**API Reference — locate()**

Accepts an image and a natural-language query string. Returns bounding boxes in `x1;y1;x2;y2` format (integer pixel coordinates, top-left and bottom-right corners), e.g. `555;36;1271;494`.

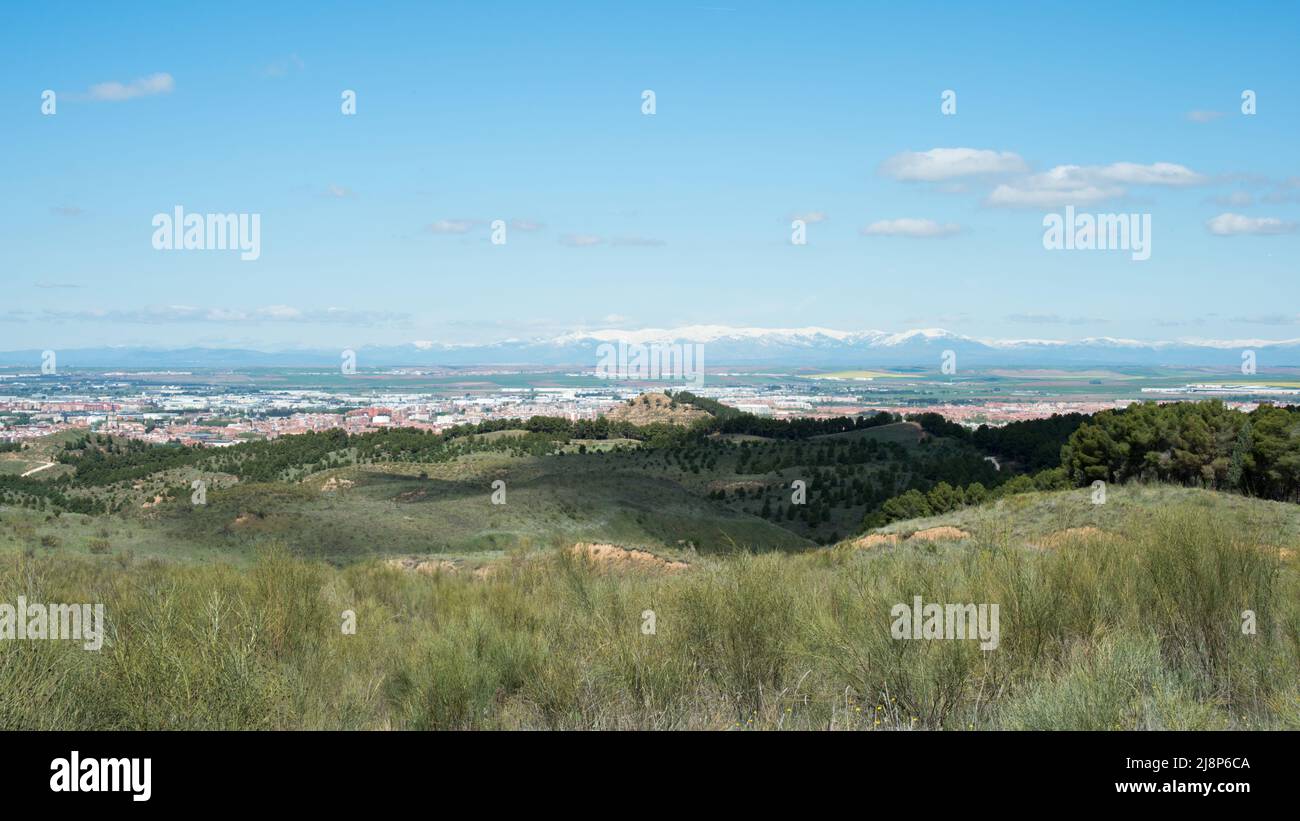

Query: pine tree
1226;421;1252;492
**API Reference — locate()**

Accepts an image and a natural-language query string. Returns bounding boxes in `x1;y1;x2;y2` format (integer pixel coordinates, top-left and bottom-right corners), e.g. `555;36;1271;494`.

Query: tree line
1062;401;1300;501
863;401;1300;530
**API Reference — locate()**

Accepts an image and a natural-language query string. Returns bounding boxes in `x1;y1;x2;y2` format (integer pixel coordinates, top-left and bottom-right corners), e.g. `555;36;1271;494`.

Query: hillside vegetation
3;398;1300;730
4;397;1300;562
0;398;1006;557
0;489;1295;730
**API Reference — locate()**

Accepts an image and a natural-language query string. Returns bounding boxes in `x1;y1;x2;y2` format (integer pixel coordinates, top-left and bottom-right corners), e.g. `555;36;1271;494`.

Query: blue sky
4;0;1299;350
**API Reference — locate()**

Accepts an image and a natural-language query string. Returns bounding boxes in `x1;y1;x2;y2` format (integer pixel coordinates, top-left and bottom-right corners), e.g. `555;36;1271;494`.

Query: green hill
2;404;998;560
863;483;1300;547
1;485;1295;730
154;451;811;561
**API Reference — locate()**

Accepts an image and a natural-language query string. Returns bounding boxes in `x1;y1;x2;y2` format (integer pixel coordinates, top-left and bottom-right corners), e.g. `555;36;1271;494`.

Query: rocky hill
603;392;714;426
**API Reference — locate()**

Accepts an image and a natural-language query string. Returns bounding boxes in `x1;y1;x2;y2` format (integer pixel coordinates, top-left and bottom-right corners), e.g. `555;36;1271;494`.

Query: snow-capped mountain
4;327;1300;368
537;326;1300;367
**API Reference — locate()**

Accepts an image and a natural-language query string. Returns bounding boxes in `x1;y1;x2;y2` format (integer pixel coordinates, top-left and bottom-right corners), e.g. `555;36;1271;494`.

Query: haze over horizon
7;324;1300;371
9;322;1300;355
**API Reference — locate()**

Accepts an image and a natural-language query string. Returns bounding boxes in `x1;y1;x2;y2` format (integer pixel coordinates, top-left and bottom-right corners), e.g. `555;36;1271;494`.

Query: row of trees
1061;401;1300;501
866;468;1073;527
971;413;1090;472
862;401;1300;531
712;410;900;439
908;411;1092;473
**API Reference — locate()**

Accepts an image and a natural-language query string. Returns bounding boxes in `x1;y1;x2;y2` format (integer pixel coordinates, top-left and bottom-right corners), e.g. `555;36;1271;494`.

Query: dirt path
19;462;56;478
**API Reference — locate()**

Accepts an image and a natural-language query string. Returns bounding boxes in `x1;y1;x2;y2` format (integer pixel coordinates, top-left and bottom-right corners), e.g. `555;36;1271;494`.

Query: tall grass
0;502;1295;729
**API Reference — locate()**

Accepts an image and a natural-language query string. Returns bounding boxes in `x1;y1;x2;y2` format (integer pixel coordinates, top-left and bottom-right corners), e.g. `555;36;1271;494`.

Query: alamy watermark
596;341;705;388
0;596;105;651
50;751;150;802
151;206;261;261
891;596;999;650
1042;205;1150;261
1241;350;1256;375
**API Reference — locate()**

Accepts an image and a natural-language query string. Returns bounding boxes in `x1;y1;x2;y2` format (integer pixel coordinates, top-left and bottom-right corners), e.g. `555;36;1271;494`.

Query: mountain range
3;327;1299;369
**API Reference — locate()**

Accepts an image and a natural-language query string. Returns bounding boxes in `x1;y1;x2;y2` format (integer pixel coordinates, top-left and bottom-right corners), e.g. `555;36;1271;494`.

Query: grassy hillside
869;483;1300;547
0;448;812;565
4;400;1298;730
158;451;810;560
0;431;78;480
1;488;1295;730
1;405;997;561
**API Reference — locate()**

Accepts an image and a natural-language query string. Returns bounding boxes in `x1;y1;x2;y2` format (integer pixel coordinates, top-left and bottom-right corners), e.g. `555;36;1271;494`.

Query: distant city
3;361;1293;449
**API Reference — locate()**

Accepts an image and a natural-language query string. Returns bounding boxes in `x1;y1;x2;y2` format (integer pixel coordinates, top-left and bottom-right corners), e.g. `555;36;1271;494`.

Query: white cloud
1093;162;1205;186
426;217;541;234
39;305;408;324
560;234;603;247
860;218;961;238
1232;313;1300;325
1262;177;1300;204
987;182;1121;208
791;211;828;223
880;148;1028;182
256;305;304;321
1206;213;1298;236
610;236;666;247
264;54;305;78
557;233;664;247
1005;313;1109;325
1210;191;1254;207
86;73;174;101
1187;110;1226;123
986;162;1204;207
427;219;479;234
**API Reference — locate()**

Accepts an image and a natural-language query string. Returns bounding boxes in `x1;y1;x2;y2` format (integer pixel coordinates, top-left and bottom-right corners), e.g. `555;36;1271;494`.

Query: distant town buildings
0;375;1278;447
